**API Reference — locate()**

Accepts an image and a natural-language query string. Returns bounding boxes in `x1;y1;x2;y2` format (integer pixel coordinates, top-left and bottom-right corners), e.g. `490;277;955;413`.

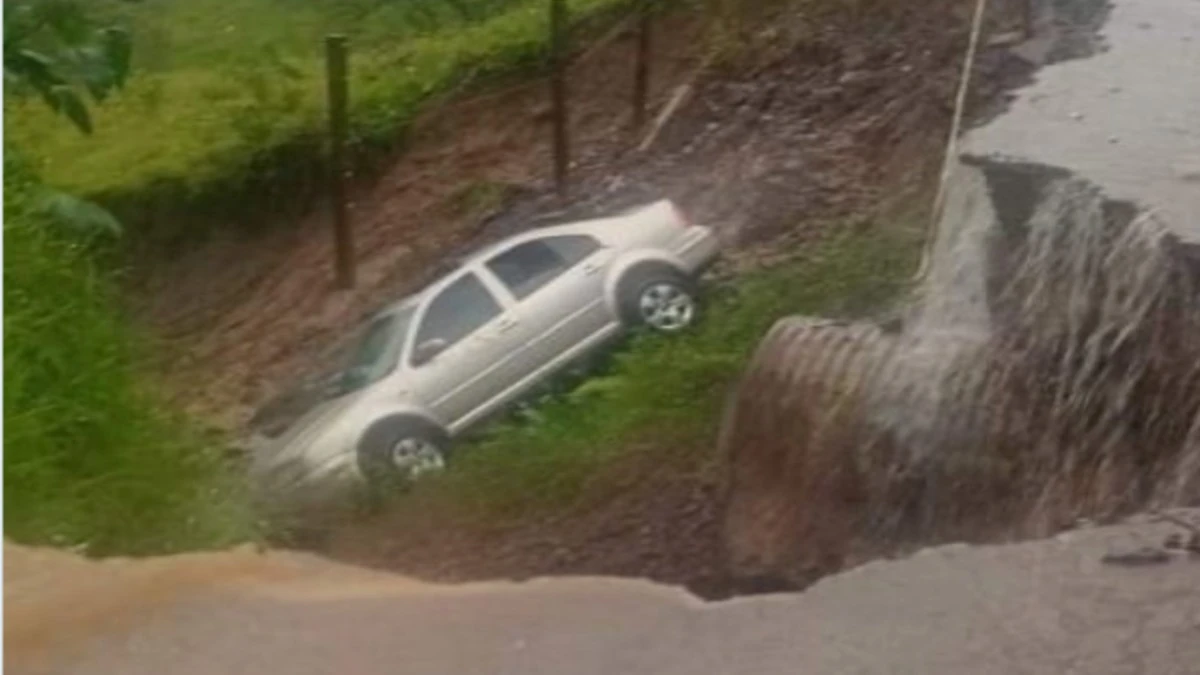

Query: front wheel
357;418;449;487
619;267;698;333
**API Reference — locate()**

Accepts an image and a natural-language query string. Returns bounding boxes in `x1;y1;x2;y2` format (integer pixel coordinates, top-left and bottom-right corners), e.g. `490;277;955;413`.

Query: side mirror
412;338;448;366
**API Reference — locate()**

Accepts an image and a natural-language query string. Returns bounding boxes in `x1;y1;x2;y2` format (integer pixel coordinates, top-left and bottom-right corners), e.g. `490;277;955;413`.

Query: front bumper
252;448;363;517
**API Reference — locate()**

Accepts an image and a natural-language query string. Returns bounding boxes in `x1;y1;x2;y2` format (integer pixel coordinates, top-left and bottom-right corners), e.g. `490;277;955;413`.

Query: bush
3;154;255;554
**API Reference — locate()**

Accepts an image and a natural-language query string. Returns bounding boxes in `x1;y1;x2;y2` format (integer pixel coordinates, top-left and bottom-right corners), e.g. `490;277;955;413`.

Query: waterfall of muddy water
868;175;1200;533
721;168;1200;583
909;162;994;334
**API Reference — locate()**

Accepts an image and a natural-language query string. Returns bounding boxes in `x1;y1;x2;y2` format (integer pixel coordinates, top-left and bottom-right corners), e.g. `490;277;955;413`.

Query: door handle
582;262;602;275
496;317;519;333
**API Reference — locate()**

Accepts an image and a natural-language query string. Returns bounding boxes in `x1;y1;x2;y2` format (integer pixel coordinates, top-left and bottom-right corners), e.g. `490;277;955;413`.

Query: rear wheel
619;266;698;333
357;418;449;487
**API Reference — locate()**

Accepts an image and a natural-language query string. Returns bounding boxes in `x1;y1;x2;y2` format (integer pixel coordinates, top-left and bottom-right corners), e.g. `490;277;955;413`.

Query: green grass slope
3;155;256;554
7;0;632;241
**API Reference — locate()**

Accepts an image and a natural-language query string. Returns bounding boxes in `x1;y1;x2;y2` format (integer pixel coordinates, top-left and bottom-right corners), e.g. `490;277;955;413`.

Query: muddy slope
314;0;1035;594
137;0;1030;433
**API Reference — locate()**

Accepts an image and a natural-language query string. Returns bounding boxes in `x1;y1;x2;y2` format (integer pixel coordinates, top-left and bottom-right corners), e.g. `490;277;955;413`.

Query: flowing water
876;169;1199;531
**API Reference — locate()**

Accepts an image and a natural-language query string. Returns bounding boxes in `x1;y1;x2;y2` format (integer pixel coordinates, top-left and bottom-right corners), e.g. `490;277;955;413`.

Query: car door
483;234;616;373
403;270;525;429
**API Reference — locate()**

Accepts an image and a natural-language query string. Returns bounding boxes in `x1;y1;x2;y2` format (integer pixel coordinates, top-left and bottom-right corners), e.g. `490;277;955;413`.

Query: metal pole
325;34;355;289
632;2;652;131
915;0;988;283
549;0;570;197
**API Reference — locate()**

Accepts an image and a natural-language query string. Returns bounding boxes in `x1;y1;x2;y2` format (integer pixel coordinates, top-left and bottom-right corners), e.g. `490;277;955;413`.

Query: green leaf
102;28;133;88
3;2;132;134
72;44;116;101
7;49;64;91
44;83;93;133
65;29;132;101
39;0;93;47
35;188;123;238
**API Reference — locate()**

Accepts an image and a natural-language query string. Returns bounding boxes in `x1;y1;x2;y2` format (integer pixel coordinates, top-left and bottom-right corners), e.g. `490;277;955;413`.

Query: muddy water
8;515;1200;675
865;0;1200;520
722;155;1200;582
874;169;1199;523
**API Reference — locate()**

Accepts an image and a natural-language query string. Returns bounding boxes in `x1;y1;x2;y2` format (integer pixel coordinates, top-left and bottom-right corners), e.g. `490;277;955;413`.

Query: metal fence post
549;0;570;197
325;34;355;289
632;1;652;131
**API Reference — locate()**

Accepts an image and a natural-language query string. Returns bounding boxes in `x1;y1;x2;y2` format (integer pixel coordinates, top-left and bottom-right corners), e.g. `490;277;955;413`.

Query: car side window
487;235;600;300
412;273;502;361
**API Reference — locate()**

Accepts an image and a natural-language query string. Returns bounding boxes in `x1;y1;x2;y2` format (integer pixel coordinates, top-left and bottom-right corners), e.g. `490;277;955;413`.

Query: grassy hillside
6;0;633;241
3;155;256;554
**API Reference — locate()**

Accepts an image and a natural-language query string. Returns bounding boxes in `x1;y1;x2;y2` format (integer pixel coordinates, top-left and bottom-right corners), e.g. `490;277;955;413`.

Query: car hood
256;389;368;470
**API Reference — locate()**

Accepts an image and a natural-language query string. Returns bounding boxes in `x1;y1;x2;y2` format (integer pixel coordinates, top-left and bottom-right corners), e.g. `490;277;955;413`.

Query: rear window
487;235;600;299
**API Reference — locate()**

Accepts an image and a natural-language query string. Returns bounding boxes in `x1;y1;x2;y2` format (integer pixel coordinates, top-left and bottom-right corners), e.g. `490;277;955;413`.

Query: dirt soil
322;453;740;598
133;1;1036;593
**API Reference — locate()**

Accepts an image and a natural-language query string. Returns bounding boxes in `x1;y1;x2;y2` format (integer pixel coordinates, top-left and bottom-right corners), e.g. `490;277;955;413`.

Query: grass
6;0;637;243
3;154;257;555
387;220;923;524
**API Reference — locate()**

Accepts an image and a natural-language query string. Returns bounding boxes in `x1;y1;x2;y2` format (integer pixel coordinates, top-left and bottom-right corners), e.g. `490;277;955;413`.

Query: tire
618;265;698;333
357;417;450;488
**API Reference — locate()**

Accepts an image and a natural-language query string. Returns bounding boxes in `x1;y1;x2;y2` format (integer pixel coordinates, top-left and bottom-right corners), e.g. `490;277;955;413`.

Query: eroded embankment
141;0;1030;433
296;0;1035;596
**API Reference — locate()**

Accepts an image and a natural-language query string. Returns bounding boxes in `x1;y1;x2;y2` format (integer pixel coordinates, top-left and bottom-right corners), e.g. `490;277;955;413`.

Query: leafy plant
4;152;255;554
34;187;123;238
4;0;134;133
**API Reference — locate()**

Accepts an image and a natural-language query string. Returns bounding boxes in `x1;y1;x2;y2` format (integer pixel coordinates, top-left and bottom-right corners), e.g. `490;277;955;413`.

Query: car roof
460;213;631;264
368;201;665;321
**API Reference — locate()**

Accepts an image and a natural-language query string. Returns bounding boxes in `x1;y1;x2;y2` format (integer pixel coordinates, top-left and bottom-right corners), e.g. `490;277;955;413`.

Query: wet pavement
966;0;1200;242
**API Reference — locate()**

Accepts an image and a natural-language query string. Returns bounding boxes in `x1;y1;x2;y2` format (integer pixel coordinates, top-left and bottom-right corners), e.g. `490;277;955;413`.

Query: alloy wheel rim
638;282;695;332
389;438;445;479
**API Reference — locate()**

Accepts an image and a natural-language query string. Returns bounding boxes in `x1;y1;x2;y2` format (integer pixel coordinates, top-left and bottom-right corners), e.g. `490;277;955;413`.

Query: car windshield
334;307;414;396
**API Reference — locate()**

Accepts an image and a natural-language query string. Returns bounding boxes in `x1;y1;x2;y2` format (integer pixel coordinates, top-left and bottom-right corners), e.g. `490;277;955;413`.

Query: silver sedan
252;200;719;494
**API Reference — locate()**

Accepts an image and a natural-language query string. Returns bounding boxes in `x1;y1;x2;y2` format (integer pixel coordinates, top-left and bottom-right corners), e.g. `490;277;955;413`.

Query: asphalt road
7;513;1200;675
